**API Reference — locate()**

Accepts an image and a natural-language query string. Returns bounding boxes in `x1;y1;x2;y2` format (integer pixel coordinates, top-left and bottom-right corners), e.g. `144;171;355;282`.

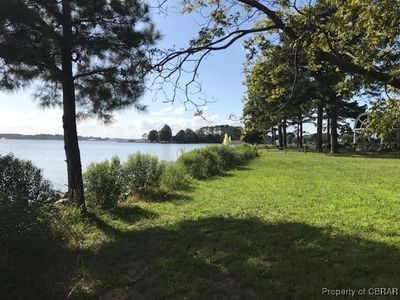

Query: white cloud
150;106;174;116
0;108;63;135
172;106;186;115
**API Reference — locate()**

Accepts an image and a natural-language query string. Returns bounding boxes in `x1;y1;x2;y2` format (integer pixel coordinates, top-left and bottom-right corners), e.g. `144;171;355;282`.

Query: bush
231;143;258;162
0;154;55;237
123;153;165;194
160;163;192;191
84;156;125;209
176;147;224;179
207;145;238;170
0;153;54;206
176;144;258;180
0;154;61;298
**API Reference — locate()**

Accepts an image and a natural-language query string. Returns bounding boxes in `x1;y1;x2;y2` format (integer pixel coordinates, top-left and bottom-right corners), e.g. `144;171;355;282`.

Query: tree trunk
330;106;339;154
278;124;283;149
282;119;287;148
271;127;276;146
62;0;86;211
300;116;303;148
316;104;323;152
296;124;300;148
300;122;303;148
327;116;331;150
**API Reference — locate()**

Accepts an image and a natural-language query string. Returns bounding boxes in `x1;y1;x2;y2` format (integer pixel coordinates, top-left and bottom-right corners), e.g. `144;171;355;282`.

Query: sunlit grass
7;150;400;299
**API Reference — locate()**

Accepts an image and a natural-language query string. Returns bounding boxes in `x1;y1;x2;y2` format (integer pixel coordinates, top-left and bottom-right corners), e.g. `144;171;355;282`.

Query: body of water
0;139;211;190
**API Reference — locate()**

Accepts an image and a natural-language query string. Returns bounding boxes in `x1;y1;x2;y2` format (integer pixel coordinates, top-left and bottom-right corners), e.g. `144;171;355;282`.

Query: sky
0;4;248;139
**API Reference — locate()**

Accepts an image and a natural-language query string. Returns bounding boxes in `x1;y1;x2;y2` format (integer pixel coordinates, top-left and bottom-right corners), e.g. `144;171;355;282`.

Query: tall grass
176;144;258;179
83;144;258;209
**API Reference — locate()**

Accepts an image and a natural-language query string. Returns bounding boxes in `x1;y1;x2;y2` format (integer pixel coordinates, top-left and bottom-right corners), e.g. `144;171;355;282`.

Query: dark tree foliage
184;128;197;143
0;0;158;209
156;0;400;92
149;125;242;144
242;35;367;153
158;124;172;142
173;129;186;143
148;130;159;143
241;128;264;145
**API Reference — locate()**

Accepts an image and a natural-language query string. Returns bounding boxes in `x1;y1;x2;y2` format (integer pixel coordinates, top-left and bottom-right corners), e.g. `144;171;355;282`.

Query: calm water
0;139;210;190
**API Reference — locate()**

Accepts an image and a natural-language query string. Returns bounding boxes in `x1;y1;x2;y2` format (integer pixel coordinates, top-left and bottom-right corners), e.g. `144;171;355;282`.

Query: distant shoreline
0;133;134;142
0;135;225;144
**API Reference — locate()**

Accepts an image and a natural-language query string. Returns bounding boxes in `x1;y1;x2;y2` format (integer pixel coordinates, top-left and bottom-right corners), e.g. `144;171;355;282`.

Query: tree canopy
146;125;242;144
0;0;158;208
148;130;159;143
159;124;173;142
160;0;400;91
364;99;400;148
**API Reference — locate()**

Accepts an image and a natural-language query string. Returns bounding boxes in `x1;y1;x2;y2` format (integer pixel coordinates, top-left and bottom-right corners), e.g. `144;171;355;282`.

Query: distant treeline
146;125;243;143
0;133;108;141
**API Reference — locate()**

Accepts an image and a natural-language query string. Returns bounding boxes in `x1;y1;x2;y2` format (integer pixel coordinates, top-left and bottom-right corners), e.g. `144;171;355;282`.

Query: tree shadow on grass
136;191;194;203
108;206;159;223
86;206;159;237
234;165;252;171
331;152;400;160
201;165;254;180
73;216;400;299
0;209;77;300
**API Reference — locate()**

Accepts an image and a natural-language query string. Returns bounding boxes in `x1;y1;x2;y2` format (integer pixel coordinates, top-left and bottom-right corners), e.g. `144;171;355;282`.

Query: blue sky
0;4;247;139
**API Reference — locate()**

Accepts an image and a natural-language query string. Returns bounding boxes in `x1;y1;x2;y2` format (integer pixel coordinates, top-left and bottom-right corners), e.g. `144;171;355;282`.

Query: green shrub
176;144;257;180
0;153;54;206
208;145;238;170
160;163;191;191
0;154;55;237
0;154;60;298
84;156;124;209
123;153;165;194
231;143;258;162
176;147;224;179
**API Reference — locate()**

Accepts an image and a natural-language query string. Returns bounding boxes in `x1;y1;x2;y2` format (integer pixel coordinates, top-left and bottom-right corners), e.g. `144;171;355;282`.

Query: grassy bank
4;150;400;299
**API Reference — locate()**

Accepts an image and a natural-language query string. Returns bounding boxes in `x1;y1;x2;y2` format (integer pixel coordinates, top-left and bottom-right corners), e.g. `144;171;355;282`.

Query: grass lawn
5;150;400;299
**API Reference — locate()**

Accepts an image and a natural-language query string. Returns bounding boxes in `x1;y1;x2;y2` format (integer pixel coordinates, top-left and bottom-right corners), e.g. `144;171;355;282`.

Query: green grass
4;150;400;299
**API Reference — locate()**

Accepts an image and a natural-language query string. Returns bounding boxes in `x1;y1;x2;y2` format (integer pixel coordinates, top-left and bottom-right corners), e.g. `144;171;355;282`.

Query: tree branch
317;50;400;89
154;25;277;69
73;67;117;80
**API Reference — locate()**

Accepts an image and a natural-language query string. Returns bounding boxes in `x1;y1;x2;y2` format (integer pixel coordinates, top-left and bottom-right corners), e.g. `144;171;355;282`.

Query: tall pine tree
0;0;159;211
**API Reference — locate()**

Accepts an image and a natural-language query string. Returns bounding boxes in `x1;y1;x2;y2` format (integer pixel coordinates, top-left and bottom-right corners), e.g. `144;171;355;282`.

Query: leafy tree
155;1;400;147
153;1;399;153
148;130;159;143
364;99;400;148
160;0;400;90
159;124;172;142
174;130;186;143
241;127;263;144
0;0;158;209
184;128;197;143
243;38;365;153
243;40;314;149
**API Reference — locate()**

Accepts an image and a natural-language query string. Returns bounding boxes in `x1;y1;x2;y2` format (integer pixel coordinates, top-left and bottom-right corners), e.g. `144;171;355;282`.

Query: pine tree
0;0;159;211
